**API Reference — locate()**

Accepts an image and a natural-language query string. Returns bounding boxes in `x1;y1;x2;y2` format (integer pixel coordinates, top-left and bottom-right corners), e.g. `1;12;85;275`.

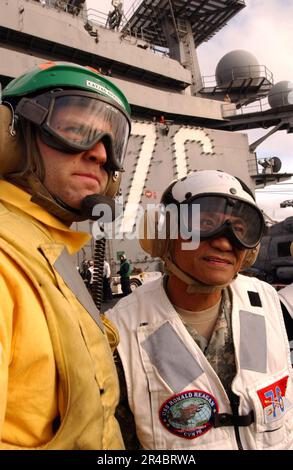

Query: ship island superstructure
1;0;293;269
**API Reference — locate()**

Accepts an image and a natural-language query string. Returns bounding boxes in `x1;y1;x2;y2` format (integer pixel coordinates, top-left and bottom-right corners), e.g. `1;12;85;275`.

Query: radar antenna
258;157;282;174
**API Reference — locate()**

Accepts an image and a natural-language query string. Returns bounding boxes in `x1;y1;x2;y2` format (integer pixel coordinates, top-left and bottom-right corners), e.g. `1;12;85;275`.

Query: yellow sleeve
0;252;14;439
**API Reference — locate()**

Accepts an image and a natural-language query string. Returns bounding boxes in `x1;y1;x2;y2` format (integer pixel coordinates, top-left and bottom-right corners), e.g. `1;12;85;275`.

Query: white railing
31;0;85;15
201;65;273;89
85;8;108;28
124;0;144;20
222;98;271;118
27;1;169;57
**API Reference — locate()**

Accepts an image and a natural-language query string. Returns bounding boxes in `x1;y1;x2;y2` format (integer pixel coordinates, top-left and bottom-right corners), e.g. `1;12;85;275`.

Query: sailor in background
278;241;293;367
107;0;123;31
103;259;113;302
67;0;85;15
117;254;132;296
107;170;293;450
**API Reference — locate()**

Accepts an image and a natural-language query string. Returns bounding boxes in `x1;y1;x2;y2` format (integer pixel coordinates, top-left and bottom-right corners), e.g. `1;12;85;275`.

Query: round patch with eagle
159;389;218;439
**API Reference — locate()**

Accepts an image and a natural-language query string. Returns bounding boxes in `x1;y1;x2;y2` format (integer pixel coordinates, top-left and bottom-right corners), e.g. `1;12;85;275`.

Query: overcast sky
86;0;293;219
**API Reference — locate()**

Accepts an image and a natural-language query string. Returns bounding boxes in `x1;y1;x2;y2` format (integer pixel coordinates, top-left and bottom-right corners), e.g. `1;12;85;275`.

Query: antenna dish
271;156;282;173
258;157;282;174
280;199;293;208
268;81;293;108
216;50;261;86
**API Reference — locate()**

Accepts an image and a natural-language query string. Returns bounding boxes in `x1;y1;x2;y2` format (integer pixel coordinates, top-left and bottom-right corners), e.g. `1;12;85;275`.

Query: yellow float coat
0;181;123;449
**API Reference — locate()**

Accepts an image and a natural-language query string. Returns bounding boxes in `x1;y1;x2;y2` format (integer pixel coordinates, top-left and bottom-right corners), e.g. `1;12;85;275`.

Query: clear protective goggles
16;90;131;171
180;195;265;249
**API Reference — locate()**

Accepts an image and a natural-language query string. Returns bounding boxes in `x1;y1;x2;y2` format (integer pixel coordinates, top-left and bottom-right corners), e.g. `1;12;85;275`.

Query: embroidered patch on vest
159;390;218;439
257;376;292;423
248;291;262;307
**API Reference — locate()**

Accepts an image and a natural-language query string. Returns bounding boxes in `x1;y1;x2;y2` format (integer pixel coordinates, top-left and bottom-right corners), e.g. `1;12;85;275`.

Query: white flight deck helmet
140;170;265;293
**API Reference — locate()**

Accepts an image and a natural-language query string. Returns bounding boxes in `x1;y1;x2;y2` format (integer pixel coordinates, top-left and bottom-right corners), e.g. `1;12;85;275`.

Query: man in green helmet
0;61;131;449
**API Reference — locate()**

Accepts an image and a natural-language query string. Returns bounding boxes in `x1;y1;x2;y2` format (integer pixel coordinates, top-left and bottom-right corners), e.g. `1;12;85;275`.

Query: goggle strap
16;98;48;125
164;256;226;293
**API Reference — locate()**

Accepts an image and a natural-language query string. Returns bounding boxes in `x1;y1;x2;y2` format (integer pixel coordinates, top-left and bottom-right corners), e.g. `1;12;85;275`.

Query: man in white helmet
278;241;293;367
107;169;293;450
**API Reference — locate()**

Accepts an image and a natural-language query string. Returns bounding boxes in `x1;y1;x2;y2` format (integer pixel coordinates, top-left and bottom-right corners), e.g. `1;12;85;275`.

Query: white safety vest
108;275;293;450
279;284;293;319
279;284;293;367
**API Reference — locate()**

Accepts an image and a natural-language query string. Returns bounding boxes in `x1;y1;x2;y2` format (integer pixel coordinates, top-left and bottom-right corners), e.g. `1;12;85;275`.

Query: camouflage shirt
183;287;236;396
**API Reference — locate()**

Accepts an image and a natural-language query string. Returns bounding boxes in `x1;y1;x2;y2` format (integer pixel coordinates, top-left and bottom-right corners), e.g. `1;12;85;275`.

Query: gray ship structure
1;0;293;275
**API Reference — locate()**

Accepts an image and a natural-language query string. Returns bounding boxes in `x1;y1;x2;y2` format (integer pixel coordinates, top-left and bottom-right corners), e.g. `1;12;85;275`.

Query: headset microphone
81;194;119;222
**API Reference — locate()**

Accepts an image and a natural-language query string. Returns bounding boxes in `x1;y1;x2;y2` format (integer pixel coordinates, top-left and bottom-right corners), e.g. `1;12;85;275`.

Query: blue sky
87;1;293;218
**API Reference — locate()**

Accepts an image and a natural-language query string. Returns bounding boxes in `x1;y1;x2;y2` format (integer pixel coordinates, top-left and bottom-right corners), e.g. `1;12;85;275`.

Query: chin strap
164;256;231;294
31;192;86;225
6;172;115;225
6;173;82;226
31;180;117;225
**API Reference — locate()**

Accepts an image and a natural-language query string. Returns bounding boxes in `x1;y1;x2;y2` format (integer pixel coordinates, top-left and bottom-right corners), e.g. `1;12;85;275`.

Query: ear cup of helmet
0;105;23;175
241;245;260;270
104;171;121;198
139;206;170;258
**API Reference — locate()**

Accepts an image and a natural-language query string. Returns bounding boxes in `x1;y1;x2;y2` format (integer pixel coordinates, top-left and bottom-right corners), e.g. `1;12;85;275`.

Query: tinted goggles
16;90;131;171
180;195;265;249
